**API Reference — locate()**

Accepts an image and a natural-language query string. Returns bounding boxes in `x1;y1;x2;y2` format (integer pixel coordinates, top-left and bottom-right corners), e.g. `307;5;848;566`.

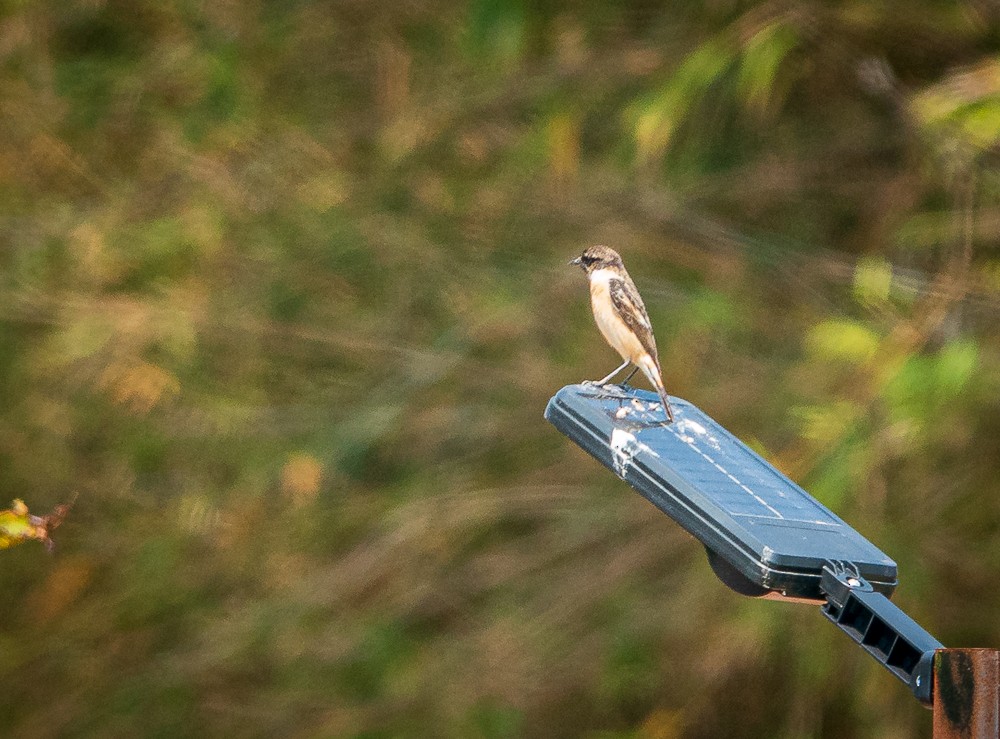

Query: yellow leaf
0;499;38;548
0;497;74;551
282;453;323;506
805;319;880;362
793;402;860;444
853;255;893;306
99;360;180;414
547;112;580;186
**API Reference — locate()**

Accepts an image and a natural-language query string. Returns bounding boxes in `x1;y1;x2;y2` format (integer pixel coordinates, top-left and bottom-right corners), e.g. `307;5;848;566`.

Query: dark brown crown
573;245;623;272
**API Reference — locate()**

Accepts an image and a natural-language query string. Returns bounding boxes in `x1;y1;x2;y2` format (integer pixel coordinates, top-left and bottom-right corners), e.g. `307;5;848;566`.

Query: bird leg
587;359;631;386
619;367;639;387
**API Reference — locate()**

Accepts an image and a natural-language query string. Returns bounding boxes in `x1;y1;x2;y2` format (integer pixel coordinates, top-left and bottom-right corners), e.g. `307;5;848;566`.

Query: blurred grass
2;1;1000;737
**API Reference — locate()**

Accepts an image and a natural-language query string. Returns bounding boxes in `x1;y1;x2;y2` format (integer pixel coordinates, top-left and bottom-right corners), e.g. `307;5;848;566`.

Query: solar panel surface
545;384;897;601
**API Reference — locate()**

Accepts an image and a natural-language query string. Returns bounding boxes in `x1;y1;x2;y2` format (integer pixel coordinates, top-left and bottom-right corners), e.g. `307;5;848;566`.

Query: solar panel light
545;383;943;706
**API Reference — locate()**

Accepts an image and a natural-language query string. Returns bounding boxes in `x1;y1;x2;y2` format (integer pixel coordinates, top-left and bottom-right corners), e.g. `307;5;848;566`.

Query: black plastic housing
545;384;898;602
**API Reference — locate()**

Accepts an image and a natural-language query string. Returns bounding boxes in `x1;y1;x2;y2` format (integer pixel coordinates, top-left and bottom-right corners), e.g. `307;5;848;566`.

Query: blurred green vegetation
3;1;1000;737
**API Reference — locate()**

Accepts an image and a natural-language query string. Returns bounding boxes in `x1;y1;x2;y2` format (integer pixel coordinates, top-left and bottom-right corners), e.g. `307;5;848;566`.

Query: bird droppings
674;418;722;450
610;428;637;475
615;406;630;419
678;418;706;435
609;427;662;475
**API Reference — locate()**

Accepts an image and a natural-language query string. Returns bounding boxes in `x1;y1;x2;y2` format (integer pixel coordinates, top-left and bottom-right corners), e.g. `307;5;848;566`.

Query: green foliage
466;0;528;63
805;319;881;363
468;701;524;738
632;40;736;163
884;340;981;420
736;21;799;116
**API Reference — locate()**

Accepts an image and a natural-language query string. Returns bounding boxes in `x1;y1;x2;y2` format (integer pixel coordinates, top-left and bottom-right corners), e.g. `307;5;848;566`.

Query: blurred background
2;1;1000;736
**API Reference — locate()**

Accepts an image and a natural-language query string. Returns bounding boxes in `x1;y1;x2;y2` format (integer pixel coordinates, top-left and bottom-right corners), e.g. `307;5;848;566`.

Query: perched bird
570;245;674;423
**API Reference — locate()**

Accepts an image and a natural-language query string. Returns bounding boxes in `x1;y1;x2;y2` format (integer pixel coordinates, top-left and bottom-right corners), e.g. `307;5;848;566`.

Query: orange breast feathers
588;270;649;365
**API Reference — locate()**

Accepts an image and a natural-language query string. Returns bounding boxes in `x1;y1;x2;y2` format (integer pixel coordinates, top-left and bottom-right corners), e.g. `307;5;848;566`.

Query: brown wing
608;275;659;362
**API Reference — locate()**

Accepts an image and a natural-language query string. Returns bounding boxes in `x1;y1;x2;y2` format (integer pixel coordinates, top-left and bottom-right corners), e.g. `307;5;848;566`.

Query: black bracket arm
820;563;942;706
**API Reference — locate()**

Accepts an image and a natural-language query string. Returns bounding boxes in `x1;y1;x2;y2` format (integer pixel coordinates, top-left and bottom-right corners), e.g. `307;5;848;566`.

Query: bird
570;245;674;423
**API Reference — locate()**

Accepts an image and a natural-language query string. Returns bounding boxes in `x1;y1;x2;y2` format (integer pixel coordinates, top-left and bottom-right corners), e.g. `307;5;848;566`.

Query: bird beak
569;256;582;267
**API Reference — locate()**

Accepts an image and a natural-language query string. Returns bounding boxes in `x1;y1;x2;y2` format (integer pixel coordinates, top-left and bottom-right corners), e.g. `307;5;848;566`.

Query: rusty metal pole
933;649;1000;738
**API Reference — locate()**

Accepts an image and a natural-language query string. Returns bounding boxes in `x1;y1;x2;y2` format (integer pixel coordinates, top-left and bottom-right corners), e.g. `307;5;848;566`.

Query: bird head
569;245;624;273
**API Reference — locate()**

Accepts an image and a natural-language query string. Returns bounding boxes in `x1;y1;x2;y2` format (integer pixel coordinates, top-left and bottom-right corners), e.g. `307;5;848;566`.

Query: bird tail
656;383;674;424
637;355;674;424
